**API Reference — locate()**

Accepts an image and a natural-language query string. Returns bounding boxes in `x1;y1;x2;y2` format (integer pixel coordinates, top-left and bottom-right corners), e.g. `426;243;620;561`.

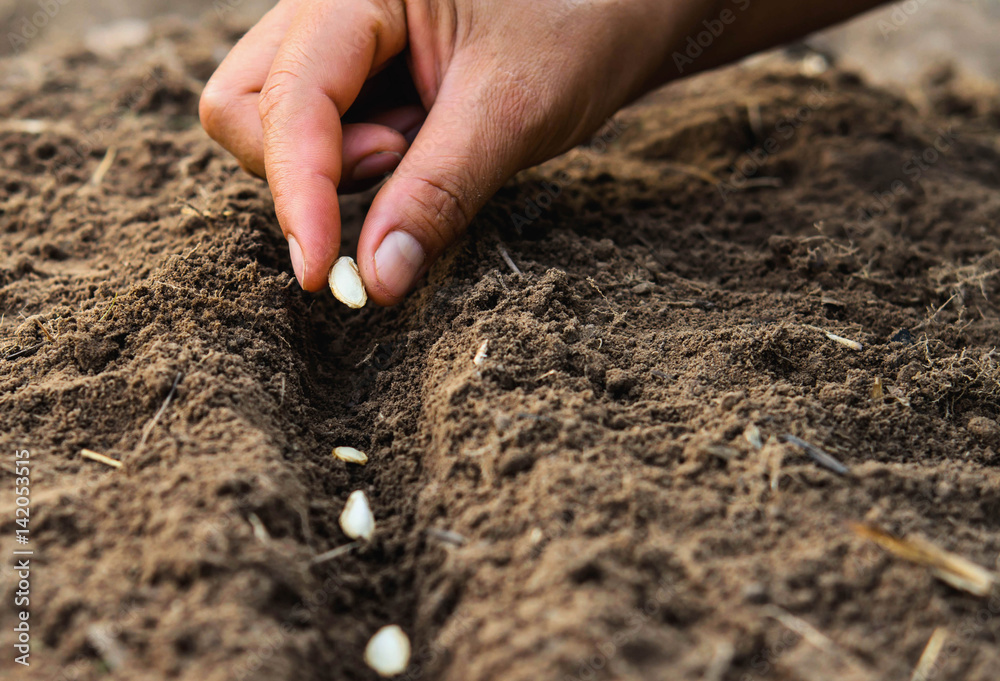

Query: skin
200;0;886;305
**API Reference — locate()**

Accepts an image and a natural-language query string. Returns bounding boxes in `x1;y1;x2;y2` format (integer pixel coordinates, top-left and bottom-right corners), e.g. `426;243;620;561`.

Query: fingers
338;123;407;194
357;63;540;305
199;0;299;177
259;0;408;291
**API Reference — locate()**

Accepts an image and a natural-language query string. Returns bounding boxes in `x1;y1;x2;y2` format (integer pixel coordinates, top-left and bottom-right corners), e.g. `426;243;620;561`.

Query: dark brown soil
2;18;1000;681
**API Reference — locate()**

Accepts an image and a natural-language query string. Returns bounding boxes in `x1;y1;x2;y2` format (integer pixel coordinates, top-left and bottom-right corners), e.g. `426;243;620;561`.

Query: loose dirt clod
333;446;368;465
339;490;375;541
364;625;411;677
329;256;368;308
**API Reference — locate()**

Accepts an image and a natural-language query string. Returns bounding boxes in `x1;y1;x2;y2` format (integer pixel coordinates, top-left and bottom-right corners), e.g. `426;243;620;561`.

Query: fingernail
350;151;403;183
374;230;425;298
287;234;305;287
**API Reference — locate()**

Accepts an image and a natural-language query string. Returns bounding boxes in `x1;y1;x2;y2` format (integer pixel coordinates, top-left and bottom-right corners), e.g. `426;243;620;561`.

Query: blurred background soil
1;2;1000;681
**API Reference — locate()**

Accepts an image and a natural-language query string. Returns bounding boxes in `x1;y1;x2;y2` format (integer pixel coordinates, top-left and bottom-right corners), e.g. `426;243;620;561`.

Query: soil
2;16;1000;681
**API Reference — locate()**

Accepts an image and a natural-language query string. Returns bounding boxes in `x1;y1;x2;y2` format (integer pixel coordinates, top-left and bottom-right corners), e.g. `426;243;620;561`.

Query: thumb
357;65;538;305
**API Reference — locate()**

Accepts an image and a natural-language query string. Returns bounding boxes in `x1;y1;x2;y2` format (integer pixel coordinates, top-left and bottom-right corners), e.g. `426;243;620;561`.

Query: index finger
259;0;407;291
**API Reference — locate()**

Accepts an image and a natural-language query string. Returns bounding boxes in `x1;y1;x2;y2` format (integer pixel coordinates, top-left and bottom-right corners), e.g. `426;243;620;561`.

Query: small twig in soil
137;372;183;452
310;541;360;565
493;269;509;292
4;342;45;361
87;146;117;188
587;277;626;324
764;605;842;658
909;628;947;681
182;242;202;259
355;342;380;368
97;293;119;322
33;318;55;343
781;435;850;476
498;244;522;276
662;299;715;310
427;528;467;546
80;448;123;469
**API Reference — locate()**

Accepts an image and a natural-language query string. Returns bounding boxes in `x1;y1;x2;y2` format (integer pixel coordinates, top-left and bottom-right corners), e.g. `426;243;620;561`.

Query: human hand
200;0;886;304
199;0;701;304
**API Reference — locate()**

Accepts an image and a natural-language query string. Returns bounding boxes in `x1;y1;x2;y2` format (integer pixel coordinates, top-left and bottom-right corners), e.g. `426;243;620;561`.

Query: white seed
824;331;863;352
364;625;411;677
339;490;375;541
473;340;489;367
328;256;367;309
333;446;368;465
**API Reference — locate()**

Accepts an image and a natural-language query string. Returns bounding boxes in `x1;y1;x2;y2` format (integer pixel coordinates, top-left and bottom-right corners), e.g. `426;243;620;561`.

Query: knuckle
198;79;230;138
490;70;556;159
257;46;315;124
257;71;296;125
406;168;473;249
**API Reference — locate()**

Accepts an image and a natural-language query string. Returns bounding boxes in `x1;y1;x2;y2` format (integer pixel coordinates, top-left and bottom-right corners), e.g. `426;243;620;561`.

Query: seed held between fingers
329;256;367;308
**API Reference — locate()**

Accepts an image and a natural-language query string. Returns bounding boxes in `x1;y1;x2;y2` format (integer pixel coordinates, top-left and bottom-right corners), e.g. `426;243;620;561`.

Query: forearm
649;0;890;89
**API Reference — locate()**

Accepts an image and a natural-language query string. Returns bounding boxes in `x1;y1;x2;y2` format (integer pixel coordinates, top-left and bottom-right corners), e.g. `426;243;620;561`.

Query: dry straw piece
364;625;411;677
80;448;122;469
328;256;367;308
851;523;998;596
333;446;368;465
909;628;947;681
339;490;375;541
